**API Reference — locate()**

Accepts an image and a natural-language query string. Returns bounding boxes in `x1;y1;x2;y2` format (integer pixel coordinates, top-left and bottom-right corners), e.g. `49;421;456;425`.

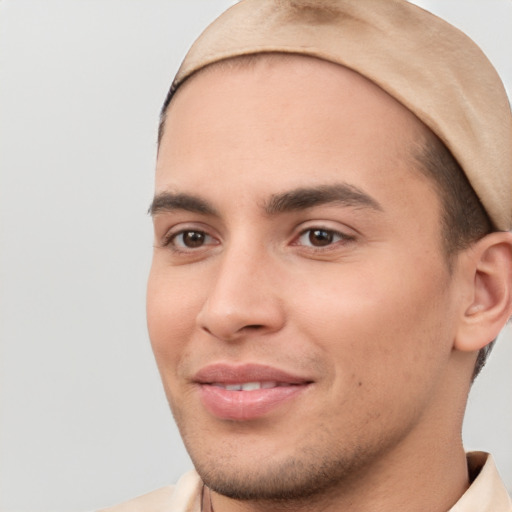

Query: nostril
201;323;265;341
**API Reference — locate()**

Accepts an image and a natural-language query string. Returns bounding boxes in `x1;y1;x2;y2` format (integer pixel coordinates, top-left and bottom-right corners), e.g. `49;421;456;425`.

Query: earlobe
454;231;512;353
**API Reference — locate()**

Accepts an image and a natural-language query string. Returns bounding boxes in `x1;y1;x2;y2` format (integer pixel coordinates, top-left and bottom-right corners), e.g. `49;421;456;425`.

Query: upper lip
193;363;312;385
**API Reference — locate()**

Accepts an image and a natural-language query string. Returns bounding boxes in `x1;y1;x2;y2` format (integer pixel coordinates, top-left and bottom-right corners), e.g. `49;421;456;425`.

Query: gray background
1;1;511;511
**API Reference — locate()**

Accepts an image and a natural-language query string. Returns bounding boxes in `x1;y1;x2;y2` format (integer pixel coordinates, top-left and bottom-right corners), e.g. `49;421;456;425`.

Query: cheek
146;263;203;369
289;254;453;388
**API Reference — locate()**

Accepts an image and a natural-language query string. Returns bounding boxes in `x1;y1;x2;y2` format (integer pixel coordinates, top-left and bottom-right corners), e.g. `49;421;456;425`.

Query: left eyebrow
148;192;219;216
264;183;383;215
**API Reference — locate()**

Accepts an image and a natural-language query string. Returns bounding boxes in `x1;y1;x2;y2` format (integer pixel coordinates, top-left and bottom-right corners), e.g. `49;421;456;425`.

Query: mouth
211;381;295;391
194;364;313;421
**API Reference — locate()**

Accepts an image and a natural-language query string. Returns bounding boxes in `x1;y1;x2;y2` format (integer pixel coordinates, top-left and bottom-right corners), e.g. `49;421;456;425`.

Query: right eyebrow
148;192;218;216
264;183;383;215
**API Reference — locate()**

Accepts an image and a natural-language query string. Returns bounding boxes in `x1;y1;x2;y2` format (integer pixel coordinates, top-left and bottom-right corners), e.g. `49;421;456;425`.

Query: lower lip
198;384;308;421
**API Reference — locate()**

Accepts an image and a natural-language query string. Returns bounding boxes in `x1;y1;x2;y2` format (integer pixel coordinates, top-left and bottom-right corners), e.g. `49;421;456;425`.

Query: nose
196;245;285;342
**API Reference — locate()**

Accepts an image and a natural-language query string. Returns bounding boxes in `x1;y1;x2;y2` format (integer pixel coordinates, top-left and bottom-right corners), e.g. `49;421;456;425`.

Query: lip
194;363;313;421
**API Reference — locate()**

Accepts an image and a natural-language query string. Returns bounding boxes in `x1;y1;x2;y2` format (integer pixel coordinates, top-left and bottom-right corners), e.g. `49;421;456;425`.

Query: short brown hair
413;133;493;379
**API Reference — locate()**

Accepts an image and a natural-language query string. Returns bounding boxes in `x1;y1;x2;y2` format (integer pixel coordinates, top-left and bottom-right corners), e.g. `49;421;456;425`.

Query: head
147;0;512;507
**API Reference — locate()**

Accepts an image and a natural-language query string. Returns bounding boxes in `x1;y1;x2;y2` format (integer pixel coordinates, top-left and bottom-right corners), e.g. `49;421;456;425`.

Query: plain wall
1;1;511;511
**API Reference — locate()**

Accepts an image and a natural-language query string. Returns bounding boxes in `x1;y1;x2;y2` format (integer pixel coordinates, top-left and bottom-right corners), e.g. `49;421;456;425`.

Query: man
102;0;512;510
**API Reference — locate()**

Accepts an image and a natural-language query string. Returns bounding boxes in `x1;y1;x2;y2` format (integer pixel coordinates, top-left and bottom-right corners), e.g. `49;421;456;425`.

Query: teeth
214;381;279;391
241;382;260;391
225;384;242;391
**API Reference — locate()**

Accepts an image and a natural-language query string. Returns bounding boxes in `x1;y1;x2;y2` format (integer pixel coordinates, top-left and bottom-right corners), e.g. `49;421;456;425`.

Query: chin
199;459;339;501
188;438;376;502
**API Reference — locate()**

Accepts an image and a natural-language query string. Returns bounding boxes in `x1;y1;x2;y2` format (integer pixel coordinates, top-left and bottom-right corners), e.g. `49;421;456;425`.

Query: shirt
98;452;511;512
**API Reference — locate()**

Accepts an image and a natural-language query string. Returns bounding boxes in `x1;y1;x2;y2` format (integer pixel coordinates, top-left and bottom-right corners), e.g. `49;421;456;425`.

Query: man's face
148;56;464;500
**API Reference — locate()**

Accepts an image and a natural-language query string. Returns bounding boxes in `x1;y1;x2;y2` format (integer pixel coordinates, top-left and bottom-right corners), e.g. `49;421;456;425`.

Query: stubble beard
180;422;390;505
198;450;361;502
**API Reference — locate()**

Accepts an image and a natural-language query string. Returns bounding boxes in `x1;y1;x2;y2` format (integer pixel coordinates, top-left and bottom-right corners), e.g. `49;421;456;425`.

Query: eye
296;228;348;248
169;230;215;249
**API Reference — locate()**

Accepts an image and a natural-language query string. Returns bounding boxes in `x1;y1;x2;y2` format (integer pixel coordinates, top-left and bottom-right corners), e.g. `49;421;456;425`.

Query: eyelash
294;227;355;250
161;226;354;253
162;229;217;251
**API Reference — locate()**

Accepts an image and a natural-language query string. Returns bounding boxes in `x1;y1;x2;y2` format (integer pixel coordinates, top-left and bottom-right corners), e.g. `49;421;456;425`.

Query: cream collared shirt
99;452;511;512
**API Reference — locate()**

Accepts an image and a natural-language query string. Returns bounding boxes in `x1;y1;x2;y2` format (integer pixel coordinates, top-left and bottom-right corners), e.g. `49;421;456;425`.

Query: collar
448;451;511;511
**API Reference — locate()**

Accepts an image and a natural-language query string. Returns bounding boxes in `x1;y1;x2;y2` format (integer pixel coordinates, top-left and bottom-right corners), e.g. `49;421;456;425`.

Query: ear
454;231;512;353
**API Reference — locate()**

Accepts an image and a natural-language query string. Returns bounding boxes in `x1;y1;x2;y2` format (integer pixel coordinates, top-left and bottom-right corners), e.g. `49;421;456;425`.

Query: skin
148;55;509;512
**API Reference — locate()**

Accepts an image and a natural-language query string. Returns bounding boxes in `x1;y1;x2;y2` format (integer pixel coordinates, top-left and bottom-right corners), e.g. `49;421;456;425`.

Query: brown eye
308;229;335;246
297;228;346;248
183;231;205;247
173;230;211;248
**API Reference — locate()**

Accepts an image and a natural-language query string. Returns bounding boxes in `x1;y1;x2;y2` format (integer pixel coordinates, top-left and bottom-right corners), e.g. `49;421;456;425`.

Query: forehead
156;54;434;211
160;54;429;158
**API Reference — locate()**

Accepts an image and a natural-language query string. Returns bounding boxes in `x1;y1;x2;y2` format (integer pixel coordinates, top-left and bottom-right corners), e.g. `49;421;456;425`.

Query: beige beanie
168;0;512;230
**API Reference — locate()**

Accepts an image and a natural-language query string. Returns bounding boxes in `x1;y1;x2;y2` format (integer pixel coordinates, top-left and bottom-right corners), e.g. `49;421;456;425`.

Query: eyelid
291;223;358;250
167;230;215;248
158;222;220;249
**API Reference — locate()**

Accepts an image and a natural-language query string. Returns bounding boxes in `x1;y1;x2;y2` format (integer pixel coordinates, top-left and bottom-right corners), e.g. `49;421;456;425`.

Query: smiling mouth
194;364;313;421
211;381;297;391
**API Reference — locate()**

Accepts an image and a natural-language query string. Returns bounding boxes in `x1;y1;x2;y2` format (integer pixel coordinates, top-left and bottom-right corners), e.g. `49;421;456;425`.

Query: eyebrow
149;192;218;216
149;183;382;217
264;183;383;215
